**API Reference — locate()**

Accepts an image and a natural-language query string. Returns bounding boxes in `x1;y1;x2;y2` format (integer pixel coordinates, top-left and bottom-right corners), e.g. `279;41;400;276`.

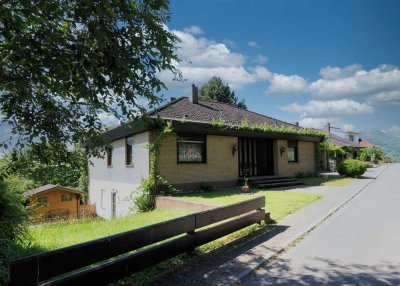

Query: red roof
359;139;376;148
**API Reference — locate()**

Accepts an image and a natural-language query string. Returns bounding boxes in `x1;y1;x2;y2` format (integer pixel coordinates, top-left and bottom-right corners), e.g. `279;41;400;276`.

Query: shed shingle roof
24;184;85;197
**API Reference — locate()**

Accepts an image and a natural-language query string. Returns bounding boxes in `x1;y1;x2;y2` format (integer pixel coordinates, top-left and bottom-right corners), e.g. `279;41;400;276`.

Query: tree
199;77;247;109
4;144;88;190
0;0;180;158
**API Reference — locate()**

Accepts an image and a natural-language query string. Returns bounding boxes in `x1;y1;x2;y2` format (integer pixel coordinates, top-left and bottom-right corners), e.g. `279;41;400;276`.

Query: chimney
190;84;198;104
169;97;176;103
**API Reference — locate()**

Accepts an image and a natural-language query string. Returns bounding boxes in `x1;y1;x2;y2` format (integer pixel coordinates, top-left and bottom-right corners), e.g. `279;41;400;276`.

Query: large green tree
3;144;88;191
199;77;247;109
0;0;180;158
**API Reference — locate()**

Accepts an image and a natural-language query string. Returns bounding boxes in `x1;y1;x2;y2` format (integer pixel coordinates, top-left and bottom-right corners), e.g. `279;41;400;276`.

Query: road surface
242;163;400;286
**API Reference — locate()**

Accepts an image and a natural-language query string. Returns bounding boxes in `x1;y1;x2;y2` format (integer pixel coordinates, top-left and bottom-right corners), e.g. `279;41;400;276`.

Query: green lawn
176;189;322;221
22;208;193;256
301;176;357;187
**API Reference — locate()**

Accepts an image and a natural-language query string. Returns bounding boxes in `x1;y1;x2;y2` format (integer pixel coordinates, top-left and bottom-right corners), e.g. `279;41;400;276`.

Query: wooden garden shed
24;184;95;220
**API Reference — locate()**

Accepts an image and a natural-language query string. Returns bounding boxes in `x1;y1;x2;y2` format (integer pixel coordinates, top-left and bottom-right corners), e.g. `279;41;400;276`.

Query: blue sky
160;0;400;136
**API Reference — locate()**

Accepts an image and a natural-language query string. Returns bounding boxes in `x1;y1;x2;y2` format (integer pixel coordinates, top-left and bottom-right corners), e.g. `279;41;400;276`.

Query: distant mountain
361;129;400;162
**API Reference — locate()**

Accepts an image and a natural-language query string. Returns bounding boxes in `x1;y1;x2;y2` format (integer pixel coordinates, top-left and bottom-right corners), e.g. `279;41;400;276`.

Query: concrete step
240;176;293;182
253;178;299;184
256;181;304;189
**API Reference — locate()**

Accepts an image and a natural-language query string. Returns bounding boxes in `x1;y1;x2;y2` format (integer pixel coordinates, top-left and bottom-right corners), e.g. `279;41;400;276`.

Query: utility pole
326;122;340;133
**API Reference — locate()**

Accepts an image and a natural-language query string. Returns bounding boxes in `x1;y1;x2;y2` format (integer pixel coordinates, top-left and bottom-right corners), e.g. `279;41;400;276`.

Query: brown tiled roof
152;97;297;128
328;133;362;148
358;139;376;148
24;184;85;197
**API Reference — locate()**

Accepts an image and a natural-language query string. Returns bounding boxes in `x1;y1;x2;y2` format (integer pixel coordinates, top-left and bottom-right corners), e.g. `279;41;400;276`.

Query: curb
230;164;390;285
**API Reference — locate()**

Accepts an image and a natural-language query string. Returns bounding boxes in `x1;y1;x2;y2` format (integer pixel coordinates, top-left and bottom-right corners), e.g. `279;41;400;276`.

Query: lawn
21;208;193;257
176;189;322;221
300;176;357;187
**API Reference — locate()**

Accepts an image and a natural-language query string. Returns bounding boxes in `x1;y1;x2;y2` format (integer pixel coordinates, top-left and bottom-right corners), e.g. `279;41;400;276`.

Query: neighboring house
89;85;321;219
345;130;361;143
24;184;93;220
322;133;362;171
358;138;377;148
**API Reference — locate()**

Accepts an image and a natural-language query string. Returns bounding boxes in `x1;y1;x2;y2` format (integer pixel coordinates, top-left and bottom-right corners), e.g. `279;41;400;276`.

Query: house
24;184;94;220
89;85;322;219
322;133;362;171
358;138;377;148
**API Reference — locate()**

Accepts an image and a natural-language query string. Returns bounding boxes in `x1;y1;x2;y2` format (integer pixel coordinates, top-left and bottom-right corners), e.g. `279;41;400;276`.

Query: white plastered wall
89;131;150;219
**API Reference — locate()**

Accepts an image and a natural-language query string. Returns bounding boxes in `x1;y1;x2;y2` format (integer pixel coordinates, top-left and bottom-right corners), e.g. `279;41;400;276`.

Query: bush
200;182;217;192
0;179;29;284
132;175;177;213
337;159;367;177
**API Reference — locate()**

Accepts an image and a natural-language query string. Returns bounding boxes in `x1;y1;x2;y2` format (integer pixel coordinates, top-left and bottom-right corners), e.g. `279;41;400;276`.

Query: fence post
186;230;196;256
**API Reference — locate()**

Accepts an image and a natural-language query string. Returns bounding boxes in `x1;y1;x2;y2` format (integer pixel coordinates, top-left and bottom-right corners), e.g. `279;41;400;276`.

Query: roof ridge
195;98;299;128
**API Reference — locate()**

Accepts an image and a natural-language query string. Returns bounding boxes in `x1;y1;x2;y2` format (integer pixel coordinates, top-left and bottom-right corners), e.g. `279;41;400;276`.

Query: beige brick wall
157;134;239;185
275;140;316;176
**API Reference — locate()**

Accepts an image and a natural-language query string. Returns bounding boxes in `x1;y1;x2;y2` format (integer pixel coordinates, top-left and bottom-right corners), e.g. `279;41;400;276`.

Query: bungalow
89;85;321;219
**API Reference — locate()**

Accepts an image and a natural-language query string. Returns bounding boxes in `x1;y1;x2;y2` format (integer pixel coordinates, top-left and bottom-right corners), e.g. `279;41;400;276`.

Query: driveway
242;163;400;286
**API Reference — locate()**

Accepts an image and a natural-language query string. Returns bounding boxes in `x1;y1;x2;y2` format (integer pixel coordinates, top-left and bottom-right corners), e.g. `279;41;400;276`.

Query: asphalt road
242;163;400;286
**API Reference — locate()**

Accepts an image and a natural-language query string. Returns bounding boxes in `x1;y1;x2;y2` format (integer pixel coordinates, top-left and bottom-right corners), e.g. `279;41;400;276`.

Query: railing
10;196;266;286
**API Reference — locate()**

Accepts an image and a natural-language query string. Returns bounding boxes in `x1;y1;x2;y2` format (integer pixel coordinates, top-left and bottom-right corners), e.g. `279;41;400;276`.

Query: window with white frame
177;134;206;163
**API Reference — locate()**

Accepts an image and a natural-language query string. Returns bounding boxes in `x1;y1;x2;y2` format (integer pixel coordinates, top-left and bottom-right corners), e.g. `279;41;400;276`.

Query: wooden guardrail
9;196;266;286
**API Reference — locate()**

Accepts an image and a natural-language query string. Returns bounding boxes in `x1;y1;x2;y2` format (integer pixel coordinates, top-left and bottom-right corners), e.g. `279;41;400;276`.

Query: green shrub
0;179;29;284
337;159;367;177
132;175;177;213
200;182;217;192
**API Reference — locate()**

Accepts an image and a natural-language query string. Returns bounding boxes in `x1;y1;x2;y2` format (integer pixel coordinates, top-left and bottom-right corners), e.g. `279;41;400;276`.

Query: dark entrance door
256;139;274;176
238;138;274;176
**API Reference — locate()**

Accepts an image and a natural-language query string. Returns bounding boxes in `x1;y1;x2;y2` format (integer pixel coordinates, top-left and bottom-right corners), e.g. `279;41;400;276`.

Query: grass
176;188;322;221
16;190;321;285
20;208;193;257
300;176;357;187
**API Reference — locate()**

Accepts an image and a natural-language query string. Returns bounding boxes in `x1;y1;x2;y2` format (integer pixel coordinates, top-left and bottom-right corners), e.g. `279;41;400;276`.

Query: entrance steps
239;176;304;189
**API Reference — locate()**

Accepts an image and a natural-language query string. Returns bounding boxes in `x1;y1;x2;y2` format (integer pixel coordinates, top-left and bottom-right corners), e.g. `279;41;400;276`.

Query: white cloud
280;99;373;117
367;90;400;105
252;54;268;64
341;123;355;132
298;117;331;129
298;117;355;132
183;26;204;35
248;41;260;48
159;27;275;90
309;64;400;100
319;64;363;80
98;112;119;127
267;74;307;95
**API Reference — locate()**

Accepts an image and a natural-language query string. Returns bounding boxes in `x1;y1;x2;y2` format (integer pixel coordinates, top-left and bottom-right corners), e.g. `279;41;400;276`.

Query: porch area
239;175;304;189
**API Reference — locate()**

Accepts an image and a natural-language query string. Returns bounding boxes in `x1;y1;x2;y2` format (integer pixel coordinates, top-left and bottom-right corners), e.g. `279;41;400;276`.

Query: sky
1;0;400;153
159;0;400;137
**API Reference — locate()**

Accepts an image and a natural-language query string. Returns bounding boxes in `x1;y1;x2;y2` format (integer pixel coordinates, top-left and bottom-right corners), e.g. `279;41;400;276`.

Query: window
288;141;298;162
61;194;73;202
37;196;48;206
107;149;112;167
177;134;206;163
349;134;354;142
126;136;133;165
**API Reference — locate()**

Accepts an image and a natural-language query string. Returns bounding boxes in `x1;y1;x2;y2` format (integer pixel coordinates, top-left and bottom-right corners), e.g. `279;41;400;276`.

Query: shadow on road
243;257;400;286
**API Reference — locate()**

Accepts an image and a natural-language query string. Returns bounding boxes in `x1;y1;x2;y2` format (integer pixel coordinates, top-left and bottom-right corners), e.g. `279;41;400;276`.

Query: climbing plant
131;120;176;213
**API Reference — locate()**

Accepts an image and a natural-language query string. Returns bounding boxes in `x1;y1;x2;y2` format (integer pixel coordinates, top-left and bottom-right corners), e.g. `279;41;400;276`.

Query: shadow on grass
116;224;289;286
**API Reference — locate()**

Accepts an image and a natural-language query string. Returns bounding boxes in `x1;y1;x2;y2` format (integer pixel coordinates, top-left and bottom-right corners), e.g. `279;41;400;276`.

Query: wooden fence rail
9;196;266;286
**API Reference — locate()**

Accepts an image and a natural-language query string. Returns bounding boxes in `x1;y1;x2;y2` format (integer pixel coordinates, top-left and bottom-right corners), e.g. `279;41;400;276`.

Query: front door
239;138;274;176
256;139;274;176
